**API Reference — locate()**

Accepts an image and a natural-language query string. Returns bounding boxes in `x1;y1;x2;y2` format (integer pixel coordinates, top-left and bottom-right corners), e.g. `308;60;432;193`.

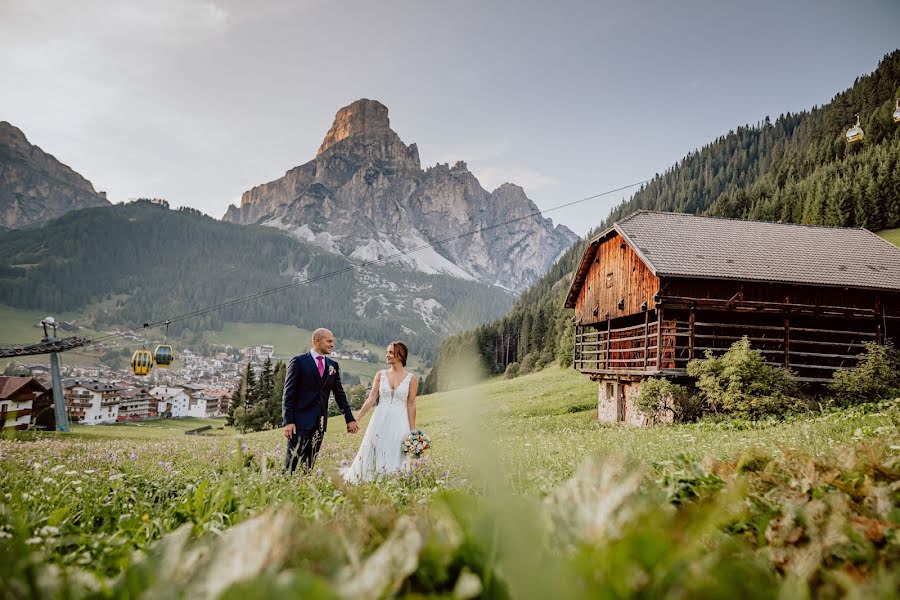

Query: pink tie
316;355;325;377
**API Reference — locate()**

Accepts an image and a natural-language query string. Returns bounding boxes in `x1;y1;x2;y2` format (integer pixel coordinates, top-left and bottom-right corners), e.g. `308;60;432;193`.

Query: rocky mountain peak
225;100;578;292
317;98;392;155
0;121;110;228
0;121;30;151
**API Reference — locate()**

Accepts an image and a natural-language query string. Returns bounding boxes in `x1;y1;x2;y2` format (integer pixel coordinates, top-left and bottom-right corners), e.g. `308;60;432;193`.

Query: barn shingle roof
565;211;900;308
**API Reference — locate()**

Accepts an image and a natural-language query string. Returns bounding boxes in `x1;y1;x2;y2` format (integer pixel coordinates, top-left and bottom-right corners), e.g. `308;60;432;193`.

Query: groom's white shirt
309;348;325;363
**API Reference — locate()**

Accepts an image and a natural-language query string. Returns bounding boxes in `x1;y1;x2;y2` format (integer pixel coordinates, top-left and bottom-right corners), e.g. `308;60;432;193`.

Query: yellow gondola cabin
131;349;154;375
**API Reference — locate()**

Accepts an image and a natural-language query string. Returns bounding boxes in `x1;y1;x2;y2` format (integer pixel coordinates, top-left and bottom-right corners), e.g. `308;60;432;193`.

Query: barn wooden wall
575;232;659;325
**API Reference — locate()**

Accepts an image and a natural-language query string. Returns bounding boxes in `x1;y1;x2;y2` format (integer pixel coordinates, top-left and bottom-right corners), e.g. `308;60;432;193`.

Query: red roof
0;376;46;399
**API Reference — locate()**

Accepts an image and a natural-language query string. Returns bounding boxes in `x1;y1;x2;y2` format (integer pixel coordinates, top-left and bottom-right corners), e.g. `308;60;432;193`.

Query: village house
63;380;125;424
0;376;46;431
118;387;153;420
565;211;900;426
188;393;221;418
248;344;275;361
150;386;190;418
203;387;232;415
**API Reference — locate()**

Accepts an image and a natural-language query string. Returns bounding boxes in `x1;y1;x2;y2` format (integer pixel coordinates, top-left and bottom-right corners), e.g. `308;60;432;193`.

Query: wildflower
316;468;323;477
129;452;137;461
340;459;349;467
25;537;42;545
241;442;249;451
37;526;59;537
142;514;149;521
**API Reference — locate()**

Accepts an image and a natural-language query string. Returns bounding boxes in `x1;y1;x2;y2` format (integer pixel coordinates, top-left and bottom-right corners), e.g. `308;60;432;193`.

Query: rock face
0;121;110;228
223;99;577;291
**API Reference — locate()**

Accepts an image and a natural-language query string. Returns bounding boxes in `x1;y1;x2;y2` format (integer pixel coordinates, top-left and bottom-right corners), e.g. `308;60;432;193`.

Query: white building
250;344;274;360
150;386;190;418
64;380;124;424
188;394;221;418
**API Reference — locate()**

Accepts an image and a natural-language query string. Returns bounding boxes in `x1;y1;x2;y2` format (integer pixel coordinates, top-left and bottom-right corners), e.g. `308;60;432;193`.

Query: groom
282;328;359;473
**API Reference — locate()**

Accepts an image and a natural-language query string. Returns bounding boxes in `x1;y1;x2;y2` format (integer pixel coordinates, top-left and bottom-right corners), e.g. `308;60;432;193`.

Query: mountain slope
0;201;514;359
425;50;900;392
223;99;578;291
0;121;110;228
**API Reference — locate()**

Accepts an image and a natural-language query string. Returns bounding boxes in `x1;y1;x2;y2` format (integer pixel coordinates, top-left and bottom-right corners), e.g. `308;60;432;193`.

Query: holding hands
347;420;359;434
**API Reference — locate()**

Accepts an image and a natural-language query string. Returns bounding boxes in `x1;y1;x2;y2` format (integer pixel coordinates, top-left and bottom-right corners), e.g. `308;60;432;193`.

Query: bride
341;341;418;483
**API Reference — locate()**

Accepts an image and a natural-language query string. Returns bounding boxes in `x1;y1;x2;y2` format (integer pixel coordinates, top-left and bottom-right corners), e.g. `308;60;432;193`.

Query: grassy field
1;367;897;597
69;417;231;439
879;226;900;246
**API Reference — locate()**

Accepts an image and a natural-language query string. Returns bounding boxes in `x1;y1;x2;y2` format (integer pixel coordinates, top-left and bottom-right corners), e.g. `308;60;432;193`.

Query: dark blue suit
282;352;355;472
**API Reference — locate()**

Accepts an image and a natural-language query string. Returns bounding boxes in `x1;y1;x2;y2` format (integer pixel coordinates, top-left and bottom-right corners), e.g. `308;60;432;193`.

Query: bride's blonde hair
389;341;408;367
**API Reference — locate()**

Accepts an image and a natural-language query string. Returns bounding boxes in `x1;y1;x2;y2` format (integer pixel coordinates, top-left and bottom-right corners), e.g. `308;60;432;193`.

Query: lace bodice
378;370;412;407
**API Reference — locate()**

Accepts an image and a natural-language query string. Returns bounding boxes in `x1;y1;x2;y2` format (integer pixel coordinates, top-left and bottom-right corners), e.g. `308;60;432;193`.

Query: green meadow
2;366;897;598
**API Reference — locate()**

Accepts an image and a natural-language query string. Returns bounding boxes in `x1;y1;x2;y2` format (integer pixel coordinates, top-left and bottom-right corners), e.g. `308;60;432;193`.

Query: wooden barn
564;211;900;425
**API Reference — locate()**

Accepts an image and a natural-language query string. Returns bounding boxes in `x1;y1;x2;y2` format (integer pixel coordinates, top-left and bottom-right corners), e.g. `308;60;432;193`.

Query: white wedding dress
341;370;412;483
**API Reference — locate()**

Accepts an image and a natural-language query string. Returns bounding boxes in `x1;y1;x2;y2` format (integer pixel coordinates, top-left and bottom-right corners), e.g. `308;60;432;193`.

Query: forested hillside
605;50;900;228
423;50;900;393
0;201;513;359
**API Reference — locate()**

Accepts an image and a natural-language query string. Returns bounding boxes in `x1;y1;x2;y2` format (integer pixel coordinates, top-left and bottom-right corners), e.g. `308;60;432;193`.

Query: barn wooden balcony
574;308;878;383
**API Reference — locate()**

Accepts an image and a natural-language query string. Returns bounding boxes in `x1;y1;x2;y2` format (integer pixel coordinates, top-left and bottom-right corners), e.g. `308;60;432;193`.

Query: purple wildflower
129;452;137;461
316;468;322;477
340;459;348;467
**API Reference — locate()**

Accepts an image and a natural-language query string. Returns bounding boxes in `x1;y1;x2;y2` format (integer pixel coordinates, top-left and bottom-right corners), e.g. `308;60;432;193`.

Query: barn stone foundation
596;379;674;427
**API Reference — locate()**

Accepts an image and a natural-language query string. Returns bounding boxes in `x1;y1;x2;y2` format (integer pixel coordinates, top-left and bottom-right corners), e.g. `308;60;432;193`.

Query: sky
1;0;899;236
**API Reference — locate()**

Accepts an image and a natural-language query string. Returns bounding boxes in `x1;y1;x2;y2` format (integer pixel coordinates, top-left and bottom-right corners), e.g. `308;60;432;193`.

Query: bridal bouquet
401;430;431;459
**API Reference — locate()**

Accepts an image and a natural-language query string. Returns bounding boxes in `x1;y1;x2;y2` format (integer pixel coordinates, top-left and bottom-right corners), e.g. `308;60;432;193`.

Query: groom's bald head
312;328;335;354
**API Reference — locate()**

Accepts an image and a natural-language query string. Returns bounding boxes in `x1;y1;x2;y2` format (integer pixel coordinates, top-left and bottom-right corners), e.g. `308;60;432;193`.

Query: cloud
471;166;558;193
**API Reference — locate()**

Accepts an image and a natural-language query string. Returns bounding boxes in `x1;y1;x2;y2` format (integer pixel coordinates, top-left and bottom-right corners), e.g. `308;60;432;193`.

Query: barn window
606;272;613;288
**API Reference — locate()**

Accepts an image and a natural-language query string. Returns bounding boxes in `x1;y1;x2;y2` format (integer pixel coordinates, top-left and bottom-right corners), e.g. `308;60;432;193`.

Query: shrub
829;341;900;404
686;337;804;420
537;349;555;369
519;353;538;375
504;362;520;379
633;378;702;423
556;319;574;368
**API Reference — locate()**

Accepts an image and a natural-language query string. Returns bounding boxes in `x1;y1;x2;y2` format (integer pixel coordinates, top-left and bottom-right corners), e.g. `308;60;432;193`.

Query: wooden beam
657;295;877;318
643;308;650;370
605;316;611;371
656;307;663;370
784;315;790;369
688;305;696;361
